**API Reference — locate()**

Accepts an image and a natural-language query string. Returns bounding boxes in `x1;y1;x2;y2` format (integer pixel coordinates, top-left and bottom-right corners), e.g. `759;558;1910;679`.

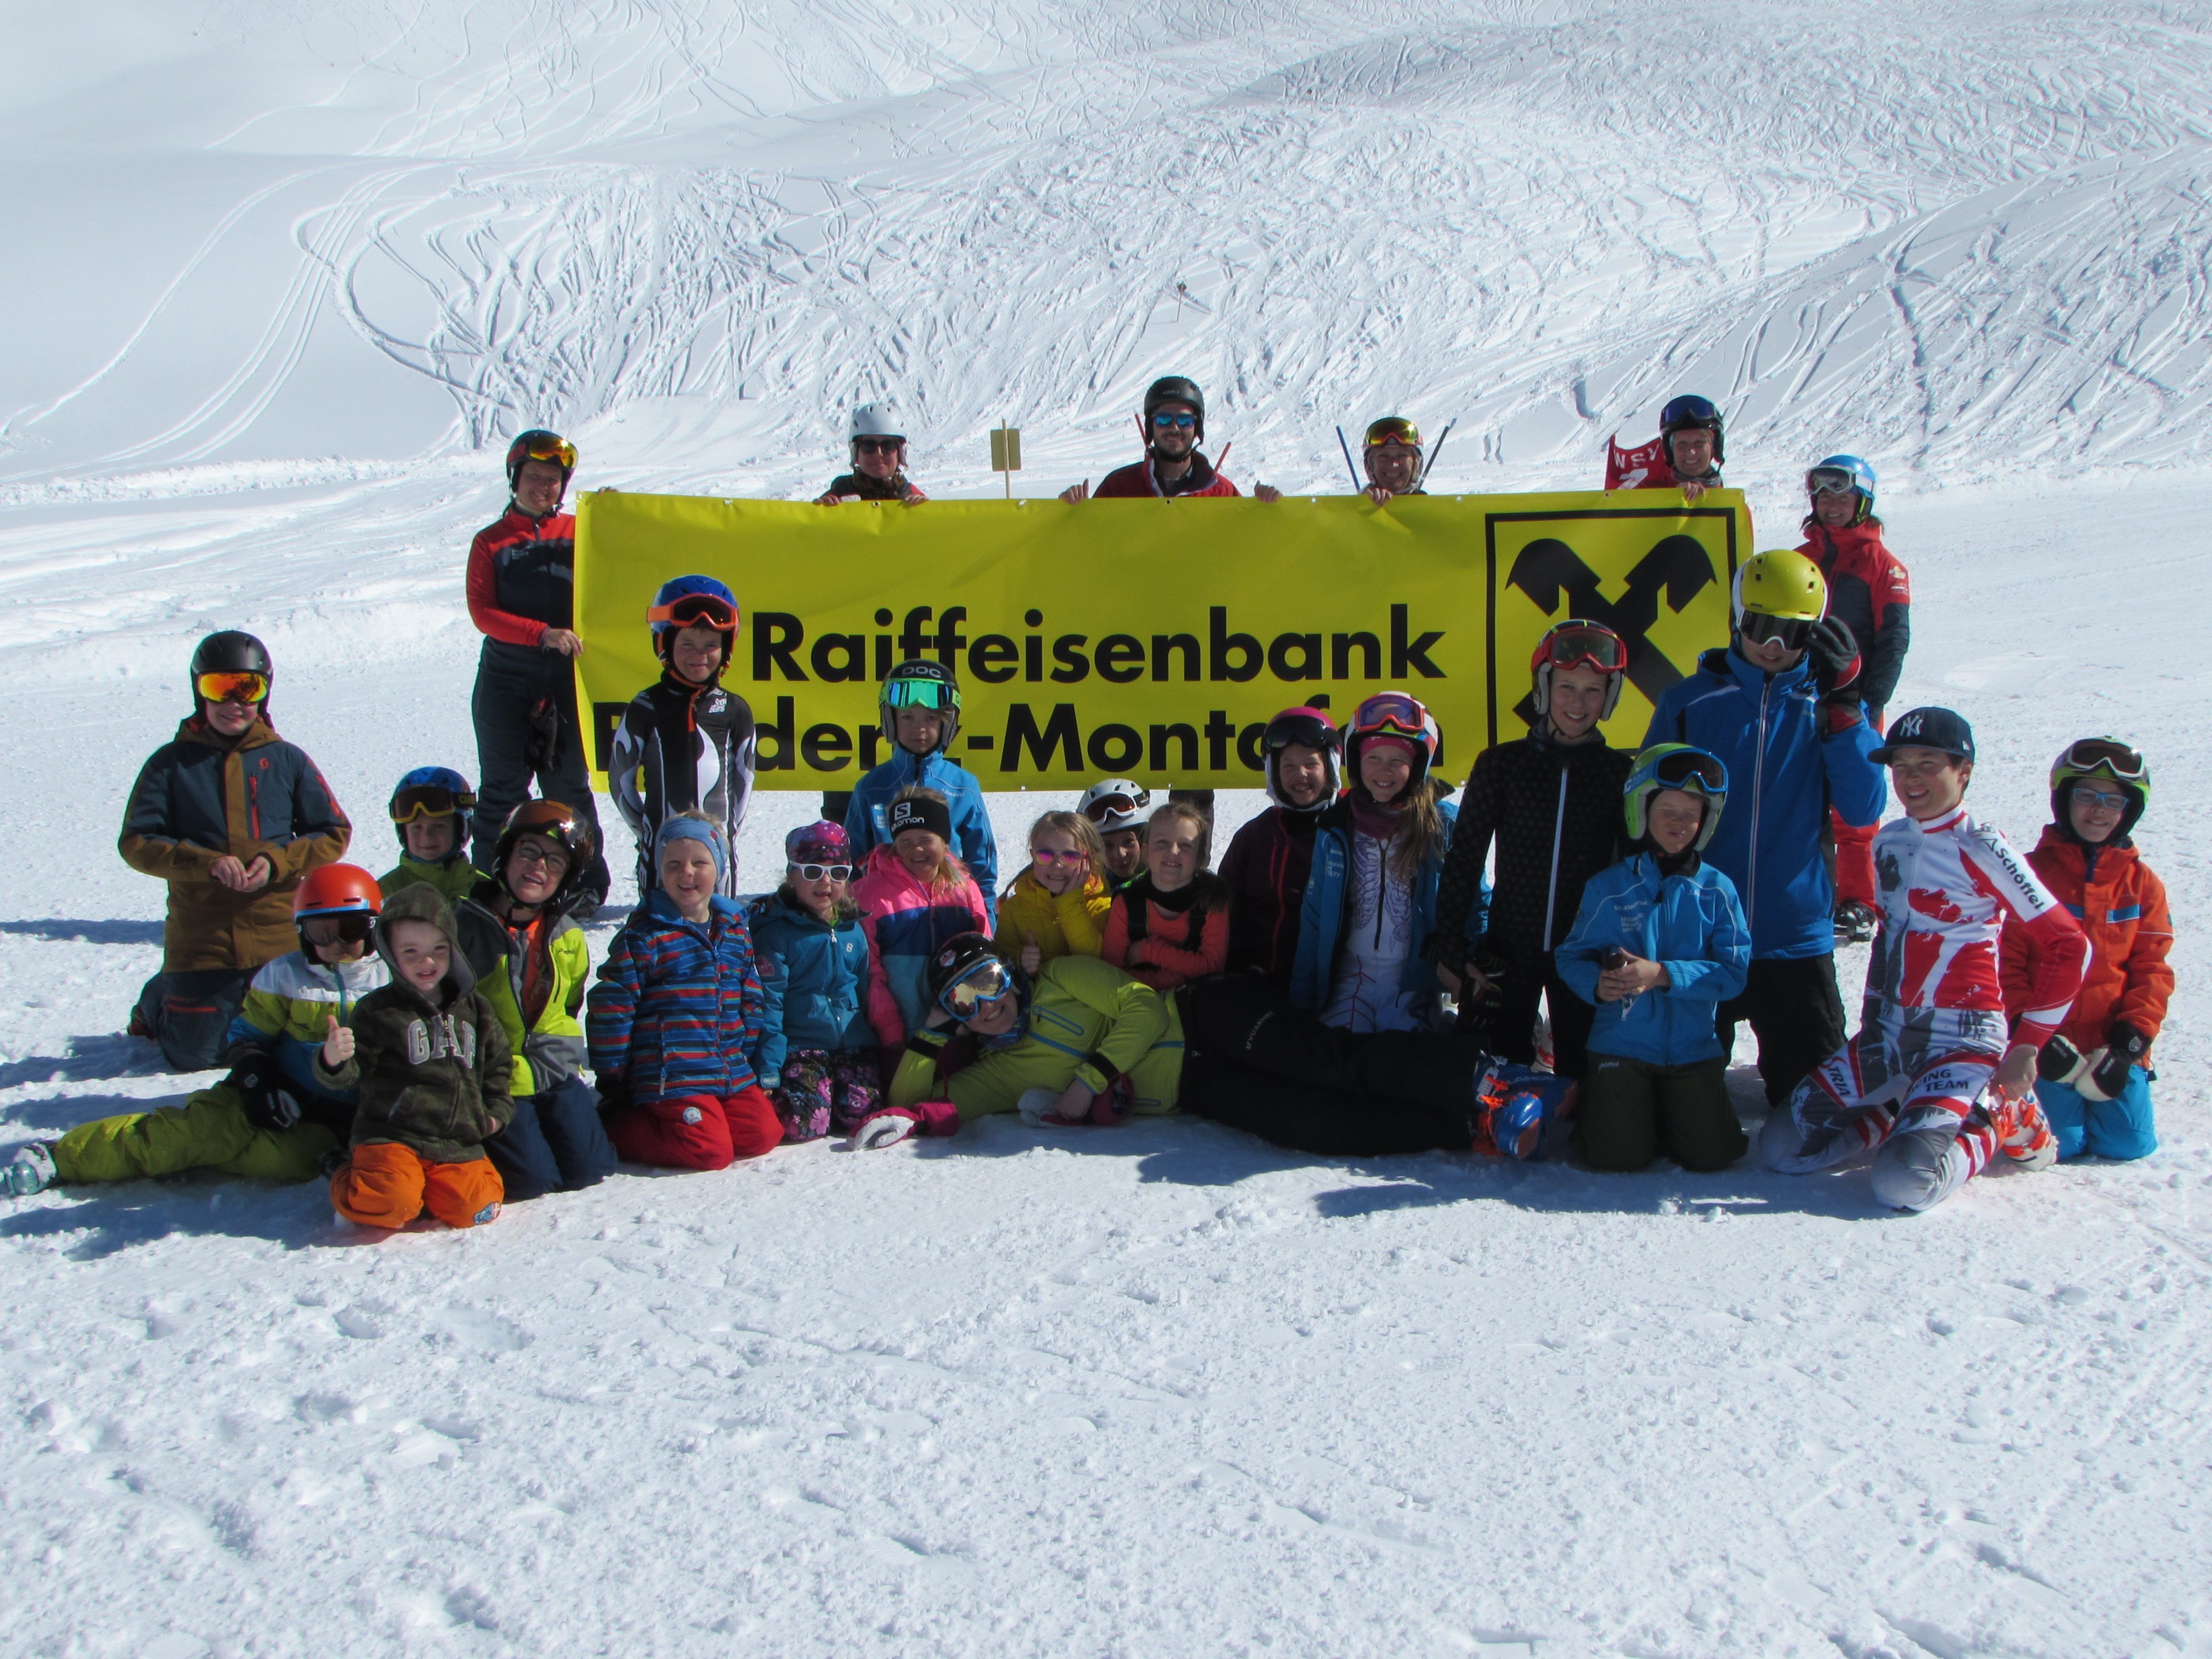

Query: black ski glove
1804;617;1861;700
2035;1034;2085;1085
593;1073;628;1115
2088;1022;2150;1099
224;1055;294;1130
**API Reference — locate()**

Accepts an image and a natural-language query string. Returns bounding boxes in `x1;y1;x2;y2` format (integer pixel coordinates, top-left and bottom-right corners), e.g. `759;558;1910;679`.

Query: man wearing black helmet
1604;394;1725;503
465;429;611;909
119;632;352;1071
1060;377;1241;500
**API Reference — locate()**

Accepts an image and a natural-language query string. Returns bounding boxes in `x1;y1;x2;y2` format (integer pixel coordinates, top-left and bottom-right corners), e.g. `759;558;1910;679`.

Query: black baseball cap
1871;706;1974;764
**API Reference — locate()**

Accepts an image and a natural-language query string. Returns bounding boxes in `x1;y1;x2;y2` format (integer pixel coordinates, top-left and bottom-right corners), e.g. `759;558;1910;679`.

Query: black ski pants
1717;953;1846;1107
1460;946;1597;1082
1175;974;1487;1156
470;638;608;894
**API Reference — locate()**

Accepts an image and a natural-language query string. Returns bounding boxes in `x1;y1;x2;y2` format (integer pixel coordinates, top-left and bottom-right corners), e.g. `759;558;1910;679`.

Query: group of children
0;432;2174;1225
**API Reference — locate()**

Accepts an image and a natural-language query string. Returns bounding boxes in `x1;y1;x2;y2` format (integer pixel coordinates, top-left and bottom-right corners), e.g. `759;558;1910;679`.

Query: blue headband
656;817;728;878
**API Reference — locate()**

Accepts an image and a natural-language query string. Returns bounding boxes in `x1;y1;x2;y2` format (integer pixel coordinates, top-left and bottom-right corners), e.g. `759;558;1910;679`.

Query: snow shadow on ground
0;1038;164;1093
0;1180;343;1260
0;918;164;944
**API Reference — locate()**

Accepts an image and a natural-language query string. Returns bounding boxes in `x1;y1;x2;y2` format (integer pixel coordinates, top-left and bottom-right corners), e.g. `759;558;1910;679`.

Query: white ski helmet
850;404;906;443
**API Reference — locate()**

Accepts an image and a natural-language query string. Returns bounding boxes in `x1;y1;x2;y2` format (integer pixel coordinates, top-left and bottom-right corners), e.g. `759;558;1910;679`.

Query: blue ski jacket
748;891;874;1088
1288;797;1476;1023
1556;853;1751;1066
843;749;999;925
1642;648;1884;959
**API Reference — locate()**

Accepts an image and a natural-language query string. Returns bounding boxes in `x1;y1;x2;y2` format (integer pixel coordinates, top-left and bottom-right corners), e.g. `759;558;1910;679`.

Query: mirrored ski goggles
882;677;957;710
1806;467;1860;496
1263;715;1335;754
1352;693;1425;733
941;958;1016;1020
300;912;375;945
1081;791;1149;825
647;592;738;630
1650;750;1728;793
197;671;268;705
787;862;855;882
1661;394;1721;426
1737;612;1812;649
518;435;577;469
2057;738;2146;781
1537;623;1627;672
389;784;474;823
1364;416;1422;450
1150;410;1197;430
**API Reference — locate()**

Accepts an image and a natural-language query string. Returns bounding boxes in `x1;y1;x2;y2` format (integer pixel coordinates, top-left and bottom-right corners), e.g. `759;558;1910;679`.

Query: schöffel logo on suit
405;1015;478;1069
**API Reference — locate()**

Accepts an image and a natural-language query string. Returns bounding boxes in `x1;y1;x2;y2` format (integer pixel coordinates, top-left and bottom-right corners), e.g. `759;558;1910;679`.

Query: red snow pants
607;1086;782;1170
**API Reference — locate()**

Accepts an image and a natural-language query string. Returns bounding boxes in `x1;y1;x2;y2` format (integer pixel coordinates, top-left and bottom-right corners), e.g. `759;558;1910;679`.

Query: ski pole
1337;426;1362;491
1414;419;1456;492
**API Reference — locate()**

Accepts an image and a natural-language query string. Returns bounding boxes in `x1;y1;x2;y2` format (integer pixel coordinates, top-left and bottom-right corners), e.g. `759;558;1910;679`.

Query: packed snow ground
4;2;2212;1655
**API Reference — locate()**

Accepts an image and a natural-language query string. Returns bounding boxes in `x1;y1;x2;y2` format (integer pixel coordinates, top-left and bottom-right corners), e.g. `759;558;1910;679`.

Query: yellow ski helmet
1733;549;1827;624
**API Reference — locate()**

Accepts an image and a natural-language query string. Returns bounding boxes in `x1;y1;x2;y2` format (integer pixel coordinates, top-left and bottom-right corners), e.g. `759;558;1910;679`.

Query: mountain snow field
3;3;2211;1655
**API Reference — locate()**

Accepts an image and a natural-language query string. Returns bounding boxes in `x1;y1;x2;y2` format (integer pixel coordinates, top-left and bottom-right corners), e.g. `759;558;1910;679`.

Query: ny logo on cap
1895;713;1925;738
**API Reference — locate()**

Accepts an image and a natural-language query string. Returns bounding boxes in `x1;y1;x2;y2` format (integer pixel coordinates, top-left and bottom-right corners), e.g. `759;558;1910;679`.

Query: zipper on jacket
1747;677;1771;933
1542;766;1569;947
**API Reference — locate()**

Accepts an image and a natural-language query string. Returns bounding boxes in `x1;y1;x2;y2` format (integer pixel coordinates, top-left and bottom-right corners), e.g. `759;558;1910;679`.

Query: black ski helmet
505;429;576;491
925;931;1028;1019
1144;375;1206;443
190;631;273;707
1658;394;1724;468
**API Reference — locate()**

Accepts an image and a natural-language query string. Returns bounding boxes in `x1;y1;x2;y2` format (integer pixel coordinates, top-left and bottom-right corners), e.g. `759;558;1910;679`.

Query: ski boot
1474;1064;1577;1160
3;1142;57;1197
1834;899;1880;946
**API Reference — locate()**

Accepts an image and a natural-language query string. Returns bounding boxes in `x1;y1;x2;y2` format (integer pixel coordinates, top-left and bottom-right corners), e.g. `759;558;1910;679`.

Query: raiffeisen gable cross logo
1484;504;1741;748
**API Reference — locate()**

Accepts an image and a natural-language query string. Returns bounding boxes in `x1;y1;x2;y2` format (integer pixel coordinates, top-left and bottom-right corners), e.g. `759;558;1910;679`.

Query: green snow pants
53;1086;339;1185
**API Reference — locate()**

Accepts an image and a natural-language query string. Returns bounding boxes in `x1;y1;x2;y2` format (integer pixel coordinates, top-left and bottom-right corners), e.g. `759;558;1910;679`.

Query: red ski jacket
1092;452;1239;499
2001;827;2173;1055
466;505;576;648
1798;521;1911;713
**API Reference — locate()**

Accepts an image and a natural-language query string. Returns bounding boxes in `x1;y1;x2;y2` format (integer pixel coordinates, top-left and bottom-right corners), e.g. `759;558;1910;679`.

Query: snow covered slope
2;3;2210;1656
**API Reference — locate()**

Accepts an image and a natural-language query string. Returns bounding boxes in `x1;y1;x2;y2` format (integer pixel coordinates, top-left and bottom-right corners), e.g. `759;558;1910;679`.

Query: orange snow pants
331;1141;504;1229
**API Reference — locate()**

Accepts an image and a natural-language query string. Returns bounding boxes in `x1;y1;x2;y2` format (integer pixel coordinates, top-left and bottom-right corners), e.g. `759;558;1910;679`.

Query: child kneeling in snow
750;821;884;1141
2001;738;2171;1160
1760;708;2088;1212
1555;746;1750;1173
587;814;781;1169
7;865;388;1197
327;884;512;1230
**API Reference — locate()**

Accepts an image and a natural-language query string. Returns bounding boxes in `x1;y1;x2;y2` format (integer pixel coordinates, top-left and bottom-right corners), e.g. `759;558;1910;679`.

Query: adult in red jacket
1060;377;1240;500
1218;708;1342;987
2001;739;2171;1160
466;430;609;907
1797;455;1911;940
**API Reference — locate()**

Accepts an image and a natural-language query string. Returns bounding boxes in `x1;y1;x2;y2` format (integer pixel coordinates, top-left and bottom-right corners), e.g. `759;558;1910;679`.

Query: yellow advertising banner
574;491;1751;790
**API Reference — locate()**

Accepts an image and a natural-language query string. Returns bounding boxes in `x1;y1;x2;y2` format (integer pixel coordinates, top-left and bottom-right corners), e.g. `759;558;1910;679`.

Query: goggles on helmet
1535;621;1627;674
518;434;577;470
301;913;375;946
1262;712;1337;753
1650;748;1728;793
789;862;854;883
883;676;958;711
1737;612;1811;650
197;671;269;705
1352;692;1426;736
1081;787;1150;826
1661;394;1721;429
1806;467;1860;497
389;782;475;824
2056;737;2145;782
648;591;738;630
1364;416;1422;450
941;957;1016;1020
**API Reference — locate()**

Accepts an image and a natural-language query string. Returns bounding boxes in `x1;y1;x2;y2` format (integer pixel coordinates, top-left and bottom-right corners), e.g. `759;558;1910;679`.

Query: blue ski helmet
1806;453;1876;524
647;575;740;666
1624;744;1728;852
